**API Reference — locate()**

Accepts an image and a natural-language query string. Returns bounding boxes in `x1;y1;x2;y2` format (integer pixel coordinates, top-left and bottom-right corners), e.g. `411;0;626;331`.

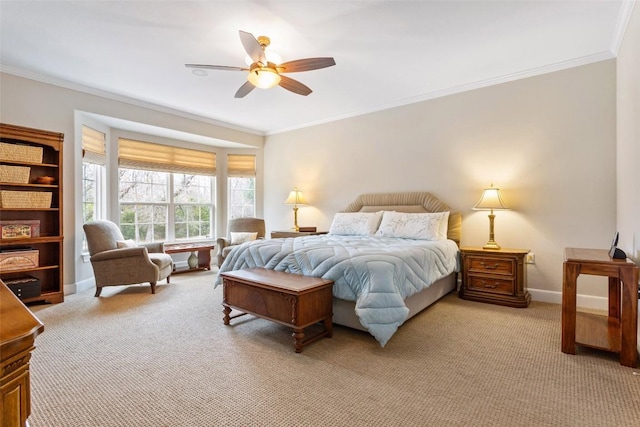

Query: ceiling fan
186;30;336;98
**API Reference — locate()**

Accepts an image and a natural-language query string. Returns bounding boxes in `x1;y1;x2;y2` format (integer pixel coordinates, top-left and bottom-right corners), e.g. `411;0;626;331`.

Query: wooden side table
459;247;530;307
164;243;215;274
562;247;639;367
270;230;328;238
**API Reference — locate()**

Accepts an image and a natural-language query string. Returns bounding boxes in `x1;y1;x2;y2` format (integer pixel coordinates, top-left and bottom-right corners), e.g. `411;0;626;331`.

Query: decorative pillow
375;211;450;240
437;211;450;240
116;239;137;248
329;212;383;236
230;231;258;245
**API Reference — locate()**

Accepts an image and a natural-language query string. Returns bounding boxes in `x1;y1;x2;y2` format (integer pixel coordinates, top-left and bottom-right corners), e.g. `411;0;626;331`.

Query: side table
459;247;530;307
270;230;328;238
562;247;639;367
164;243;215;274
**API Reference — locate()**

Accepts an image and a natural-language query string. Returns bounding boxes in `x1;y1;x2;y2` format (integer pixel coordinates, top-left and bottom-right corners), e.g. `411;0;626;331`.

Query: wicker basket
0;190;52;208
0;142;43;163
0;165;30;183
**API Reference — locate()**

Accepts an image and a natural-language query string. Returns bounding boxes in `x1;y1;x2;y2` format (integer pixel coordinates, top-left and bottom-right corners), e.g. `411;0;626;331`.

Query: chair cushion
148;253;173;270
116;239;137;248
230;231;258;245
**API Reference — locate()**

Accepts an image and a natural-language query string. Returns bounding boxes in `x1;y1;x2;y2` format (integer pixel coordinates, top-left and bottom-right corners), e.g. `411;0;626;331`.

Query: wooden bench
220;268;333;353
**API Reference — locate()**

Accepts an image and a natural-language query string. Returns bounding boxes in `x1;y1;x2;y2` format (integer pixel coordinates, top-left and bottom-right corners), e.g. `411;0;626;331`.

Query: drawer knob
481;280;498;289
480;261;499;270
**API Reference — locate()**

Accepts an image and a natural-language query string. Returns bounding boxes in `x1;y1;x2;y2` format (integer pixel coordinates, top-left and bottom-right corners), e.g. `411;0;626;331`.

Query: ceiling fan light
247;68;281;89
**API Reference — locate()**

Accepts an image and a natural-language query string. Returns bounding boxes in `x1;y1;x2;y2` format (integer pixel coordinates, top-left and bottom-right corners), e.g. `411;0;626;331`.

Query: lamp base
483;241;501;250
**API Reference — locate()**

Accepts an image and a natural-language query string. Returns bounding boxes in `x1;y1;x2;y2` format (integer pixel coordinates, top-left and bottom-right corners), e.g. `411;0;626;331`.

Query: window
173;174;212;240
227;154;256;219
118;138;216;243
119;168;168;243
82;163;101;223
81;126;106;250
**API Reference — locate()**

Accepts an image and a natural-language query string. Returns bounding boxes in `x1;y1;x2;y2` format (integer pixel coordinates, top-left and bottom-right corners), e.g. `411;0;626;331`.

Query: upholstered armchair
83;220;173;297
216;217;265;267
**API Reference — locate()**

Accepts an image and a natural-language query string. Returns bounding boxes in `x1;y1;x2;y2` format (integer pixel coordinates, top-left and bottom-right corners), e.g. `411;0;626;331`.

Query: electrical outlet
525;252;535;264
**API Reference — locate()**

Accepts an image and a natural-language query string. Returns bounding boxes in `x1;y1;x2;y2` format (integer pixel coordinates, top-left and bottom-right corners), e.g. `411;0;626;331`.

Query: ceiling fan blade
239;30;266;65
277;57;336;73
234;81;256;98
278;75;312;96
185;64;247;71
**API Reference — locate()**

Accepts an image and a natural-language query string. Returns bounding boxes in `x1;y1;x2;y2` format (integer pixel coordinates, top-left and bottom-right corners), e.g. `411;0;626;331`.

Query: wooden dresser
1;280;44;427
459;247;531;308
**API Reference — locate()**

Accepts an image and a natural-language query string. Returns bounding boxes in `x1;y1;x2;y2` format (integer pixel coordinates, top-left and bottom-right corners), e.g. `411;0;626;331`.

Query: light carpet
28;269;640;427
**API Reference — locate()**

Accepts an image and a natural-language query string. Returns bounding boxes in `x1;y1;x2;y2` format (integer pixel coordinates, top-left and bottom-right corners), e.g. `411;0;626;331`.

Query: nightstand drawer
467;275;515;295
467;256;515;276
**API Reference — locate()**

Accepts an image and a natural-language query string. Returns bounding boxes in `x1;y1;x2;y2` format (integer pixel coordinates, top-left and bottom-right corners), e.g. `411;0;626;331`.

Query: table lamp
284;187;307;231
473;184;510;250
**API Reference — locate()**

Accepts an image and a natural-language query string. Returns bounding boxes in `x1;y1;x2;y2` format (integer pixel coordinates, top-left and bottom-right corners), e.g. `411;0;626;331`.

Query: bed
216;192;461;346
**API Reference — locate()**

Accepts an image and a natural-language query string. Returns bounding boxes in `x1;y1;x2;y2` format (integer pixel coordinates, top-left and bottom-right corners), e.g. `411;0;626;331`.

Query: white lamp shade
247;68;281;89
284;189;307;205
473;186;509;211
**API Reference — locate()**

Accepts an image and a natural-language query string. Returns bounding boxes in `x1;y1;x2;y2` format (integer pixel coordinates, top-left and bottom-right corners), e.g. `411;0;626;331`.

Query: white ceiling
0;1;635;139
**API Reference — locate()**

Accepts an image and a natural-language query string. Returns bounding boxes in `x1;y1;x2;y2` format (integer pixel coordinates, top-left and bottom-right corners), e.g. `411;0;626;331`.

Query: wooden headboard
341;192;461;244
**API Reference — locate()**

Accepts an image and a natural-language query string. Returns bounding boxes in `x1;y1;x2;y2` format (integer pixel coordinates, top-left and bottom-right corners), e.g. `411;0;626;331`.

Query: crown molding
266;51;615;136
611;0;637;55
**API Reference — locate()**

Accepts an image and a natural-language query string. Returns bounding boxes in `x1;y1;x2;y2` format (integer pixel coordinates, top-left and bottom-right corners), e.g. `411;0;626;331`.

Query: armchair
216;217;265;267
83;220;173;297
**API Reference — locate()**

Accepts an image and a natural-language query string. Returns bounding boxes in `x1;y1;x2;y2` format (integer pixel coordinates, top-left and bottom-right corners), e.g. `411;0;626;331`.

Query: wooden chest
221;268;334;352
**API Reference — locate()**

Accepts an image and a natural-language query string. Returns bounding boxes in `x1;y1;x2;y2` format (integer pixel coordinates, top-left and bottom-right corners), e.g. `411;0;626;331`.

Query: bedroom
1;1;640;424
1;2;637;310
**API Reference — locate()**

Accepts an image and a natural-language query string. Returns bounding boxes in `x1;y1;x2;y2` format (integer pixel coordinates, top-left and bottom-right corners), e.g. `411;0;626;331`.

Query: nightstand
270;230;328;238
459;247;530;308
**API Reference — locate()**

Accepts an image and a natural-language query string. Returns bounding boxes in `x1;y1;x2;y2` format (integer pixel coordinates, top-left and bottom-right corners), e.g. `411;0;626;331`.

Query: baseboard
528;288;608;311
65;277;95;295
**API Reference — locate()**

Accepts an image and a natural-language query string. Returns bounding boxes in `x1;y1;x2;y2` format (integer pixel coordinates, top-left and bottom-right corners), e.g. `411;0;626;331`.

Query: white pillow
329;212;383;236
116;239;137;248
230;231;258;245
437;211;450;240
375;211;449;240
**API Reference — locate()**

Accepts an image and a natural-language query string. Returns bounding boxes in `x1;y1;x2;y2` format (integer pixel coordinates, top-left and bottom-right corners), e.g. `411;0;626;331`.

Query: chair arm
216;237;230;249
90;247;149;262
141;241;164;253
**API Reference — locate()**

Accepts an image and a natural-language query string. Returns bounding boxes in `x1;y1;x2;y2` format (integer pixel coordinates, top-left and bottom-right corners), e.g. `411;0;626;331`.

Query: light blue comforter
216;235;459;346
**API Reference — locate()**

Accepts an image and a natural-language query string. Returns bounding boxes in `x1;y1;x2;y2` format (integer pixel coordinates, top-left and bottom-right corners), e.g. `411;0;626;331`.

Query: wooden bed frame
331;191;461;331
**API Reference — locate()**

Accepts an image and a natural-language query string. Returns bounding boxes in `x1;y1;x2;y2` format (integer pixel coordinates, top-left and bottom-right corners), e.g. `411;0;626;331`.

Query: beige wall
617;3;640;263
264;60;618;306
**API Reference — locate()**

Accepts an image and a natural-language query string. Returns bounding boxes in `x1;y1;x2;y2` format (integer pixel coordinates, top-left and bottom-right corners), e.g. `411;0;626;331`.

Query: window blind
82;125;106;166
118;138;216;176
227;154;256;177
